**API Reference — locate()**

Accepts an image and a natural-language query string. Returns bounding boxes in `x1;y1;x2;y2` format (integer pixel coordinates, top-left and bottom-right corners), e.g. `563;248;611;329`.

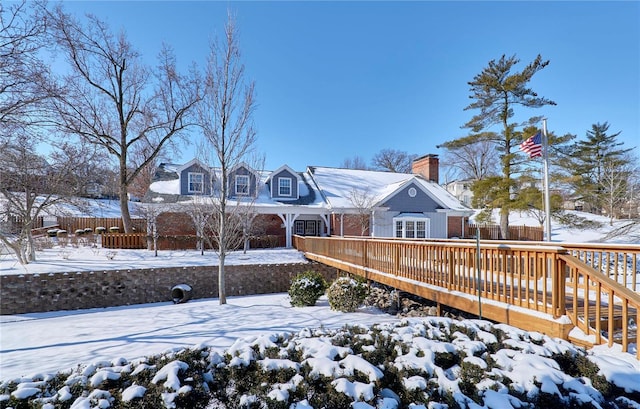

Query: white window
295;220;305;235
305;221;317;236
279;177;292;196
188;172;204;193
393;216;430;239
406;221;415;238
395;221;403;238
235;175;249;195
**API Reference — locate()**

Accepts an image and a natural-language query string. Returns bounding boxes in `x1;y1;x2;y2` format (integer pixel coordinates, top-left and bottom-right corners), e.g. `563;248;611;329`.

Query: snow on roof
413;178;472;212
148;161;469;212
308;166;470;212
308;167;411;208
150;179;179;195
148;165;327;209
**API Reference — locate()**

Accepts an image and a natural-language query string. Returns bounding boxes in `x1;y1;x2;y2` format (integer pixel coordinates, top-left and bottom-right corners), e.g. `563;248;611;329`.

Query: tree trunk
26;232;36;262
120;183;132;233
218;255;226;304
218;211;227;305
500;208;509;240
7;240;28;265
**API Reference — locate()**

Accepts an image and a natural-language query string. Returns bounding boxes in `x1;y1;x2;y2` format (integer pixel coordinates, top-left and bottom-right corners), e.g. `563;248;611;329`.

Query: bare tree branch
47;5;200;233
371;149;417;173
196;14;258;305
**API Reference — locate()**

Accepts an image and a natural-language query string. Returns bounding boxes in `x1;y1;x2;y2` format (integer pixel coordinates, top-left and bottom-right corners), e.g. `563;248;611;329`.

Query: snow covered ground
0;247;309;276
0;208;639;407
1;292;639;408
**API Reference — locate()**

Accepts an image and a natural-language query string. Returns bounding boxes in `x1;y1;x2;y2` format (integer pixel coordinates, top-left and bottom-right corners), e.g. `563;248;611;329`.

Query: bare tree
341;155;368;170
134;198;170;256
0;0;50;128
371;149;417;173
347;187;376;236
184;196;213;256
197;15;257;305
47;5;200;233
439;138;499;182
128;144;167;202
0;138;97;263
600;155;633;225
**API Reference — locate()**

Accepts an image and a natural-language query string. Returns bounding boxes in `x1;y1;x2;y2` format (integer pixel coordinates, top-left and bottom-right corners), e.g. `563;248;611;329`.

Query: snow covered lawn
1;297;639;408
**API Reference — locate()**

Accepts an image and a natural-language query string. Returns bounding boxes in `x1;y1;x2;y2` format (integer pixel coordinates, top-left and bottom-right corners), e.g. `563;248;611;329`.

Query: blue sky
61;1;639;171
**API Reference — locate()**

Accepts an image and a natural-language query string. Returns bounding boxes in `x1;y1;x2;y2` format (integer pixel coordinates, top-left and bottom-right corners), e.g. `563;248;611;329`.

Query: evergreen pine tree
568;122;633;221
441;54;555;239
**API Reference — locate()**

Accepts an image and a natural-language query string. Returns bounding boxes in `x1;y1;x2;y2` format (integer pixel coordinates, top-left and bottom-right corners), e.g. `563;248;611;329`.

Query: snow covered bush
288;270;328;307
1;318;636;409
326;276;368;312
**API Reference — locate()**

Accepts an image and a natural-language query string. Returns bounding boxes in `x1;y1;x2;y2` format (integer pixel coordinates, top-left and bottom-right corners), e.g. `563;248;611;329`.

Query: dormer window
188;172;204;193
235;174;249;195
279;177;292;196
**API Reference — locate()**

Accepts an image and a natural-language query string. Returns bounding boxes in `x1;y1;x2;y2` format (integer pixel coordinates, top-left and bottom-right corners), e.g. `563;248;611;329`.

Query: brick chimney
412;154;439;183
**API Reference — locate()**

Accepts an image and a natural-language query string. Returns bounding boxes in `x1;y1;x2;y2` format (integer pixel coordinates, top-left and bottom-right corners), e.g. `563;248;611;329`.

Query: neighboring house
444;179;474;208
143;154;473;249
563;196;585;212
83;182;103;198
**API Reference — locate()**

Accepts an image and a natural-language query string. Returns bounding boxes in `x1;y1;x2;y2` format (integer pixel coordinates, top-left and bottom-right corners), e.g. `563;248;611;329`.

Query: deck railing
558;243;640;292
293;235;640;357
561;254;639;353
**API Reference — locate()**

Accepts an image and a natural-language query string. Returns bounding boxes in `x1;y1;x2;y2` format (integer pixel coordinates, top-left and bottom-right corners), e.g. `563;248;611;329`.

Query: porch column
277;213;299;248
371;210;375;237
319;213;330;237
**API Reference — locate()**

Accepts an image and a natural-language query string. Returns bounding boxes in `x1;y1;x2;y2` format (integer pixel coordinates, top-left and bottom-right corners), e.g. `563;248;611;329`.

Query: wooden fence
56;217;146;234
464;224;543;241
6;216;44;233
101;233;147;249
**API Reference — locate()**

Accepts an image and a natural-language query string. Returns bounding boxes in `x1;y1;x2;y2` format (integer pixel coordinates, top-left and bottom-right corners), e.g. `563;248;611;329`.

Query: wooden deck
293;236;640;358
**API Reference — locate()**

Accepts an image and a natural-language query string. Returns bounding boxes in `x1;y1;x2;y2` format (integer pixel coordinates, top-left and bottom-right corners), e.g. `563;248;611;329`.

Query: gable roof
176;158;209;174
265;164;298;183
307;166;470;212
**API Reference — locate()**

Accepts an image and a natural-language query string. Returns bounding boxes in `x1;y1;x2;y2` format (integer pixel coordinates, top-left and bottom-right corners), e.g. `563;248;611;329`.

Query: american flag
520;132;543;158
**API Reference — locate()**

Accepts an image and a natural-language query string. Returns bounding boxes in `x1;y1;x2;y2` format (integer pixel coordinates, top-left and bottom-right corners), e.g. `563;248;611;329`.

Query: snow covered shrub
326;276;368;313
95;226;106;234
459;360;485;403
288;270;328;307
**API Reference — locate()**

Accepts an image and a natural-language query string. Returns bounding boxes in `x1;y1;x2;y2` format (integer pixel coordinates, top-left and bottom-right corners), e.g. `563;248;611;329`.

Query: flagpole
542;119;552;242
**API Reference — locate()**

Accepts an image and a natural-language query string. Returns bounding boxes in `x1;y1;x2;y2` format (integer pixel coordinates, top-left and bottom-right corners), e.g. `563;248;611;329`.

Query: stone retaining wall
0;262;338;315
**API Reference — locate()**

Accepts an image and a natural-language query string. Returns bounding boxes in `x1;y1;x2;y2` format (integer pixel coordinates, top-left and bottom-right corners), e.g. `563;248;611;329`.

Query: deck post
552;252;566;318
447;247;455;290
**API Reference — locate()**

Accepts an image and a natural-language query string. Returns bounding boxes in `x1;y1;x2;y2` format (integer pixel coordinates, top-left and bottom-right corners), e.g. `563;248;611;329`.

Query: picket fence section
101;233;147;249
56;217;146;234
464;224;543;241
